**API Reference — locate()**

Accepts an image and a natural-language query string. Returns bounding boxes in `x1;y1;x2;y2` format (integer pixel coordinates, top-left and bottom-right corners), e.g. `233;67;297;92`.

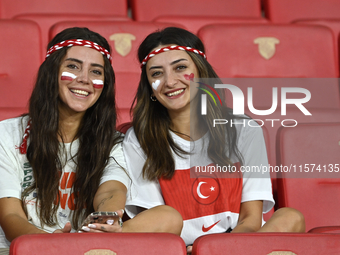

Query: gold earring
150;95;157;102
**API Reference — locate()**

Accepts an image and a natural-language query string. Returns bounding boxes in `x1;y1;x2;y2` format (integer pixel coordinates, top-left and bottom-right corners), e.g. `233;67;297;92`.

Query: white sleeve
122;128;164;218
100;142;129;190
0;121;23;200
237;124;275;213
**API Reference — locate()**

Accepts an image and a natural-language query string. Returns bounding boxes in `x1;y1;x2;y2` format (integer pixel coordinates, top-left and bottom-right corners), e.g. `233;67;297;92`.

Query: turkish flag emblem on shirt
192;178;220;205
159;163;242;221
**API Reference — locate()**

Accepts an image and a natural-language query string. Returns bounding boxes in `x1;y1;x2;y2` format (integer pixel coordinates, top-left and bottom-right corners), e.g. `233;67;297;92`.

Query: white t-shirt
0;117;129;248
123;123;274;245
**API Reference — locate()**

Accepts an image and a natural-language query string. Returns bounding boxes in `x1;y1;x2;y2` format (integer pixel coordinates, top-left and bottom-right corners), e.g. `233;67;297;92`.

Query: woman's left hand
83;221;123;233
79;209;124;233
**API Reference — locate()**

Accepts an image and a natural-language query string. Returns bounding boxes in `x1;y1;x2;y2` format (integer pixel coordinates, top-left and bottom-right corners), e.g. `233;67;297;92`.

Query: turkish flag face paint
61;72;77;81
92;79;104;89
61;72;103;89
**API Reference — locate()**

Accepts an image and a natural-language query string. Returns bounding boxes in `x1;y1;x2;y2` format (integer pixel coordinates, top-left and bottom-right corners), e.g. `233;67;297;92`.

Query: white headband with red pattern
141;45;206;68
46;39;112;62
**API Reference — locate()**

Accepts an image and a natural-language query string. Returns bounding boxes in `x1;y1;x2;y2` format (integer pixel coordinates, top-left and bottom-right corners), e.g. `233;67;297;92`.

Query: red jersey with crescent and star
123;123;274;245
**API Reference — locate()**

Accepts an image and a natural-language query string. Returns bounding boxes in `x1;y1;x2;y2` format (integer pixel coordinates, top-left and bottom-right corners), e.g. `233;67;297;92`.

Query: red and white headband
141;45;206;68
46;39;112;62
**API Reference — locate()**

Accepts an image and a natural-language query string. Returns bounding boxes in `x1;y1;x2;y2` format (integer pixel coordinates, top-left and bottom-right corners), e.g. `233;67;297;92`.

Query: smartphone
78;211;122;231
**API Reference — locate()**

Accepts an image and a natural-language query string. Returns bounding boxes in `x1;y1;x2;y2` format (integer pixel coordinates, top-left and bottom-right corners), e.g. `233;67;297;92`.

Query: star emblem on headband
141;45;206;68
46;39;112;62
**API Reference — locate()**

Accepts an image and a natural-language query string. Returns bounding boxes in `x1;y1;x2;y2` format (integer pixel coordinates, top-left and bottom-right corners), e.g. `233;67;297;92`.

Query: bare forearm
1;214;47;241
232;201;263;233
93;189;126;212
231;221;259;233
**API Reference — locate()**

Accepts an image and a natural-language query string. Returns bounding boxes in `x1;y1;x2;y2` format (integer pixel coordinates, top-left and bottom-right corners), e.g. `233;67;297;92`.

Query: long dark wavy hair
23;27;122;230
132;27;243;181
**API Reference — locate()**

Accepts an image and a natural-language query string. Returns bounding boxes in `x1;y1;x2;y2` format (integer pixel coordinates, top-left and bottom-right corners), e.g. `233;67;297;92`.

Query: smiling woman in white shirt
0;27;182;255
123;27;305;254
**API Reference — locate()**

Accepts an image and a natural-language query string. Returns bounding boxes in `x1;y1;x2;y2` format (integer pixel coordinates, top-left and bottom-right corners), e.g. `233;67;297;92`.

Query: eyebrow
65;58;104;69
149;58;188;70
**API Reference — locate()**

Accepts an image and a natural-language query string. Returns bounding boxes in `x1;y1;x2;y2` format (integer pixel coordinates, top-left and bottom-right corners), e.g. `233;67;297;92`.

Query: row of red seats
2;0;340;22
133;0;340;23
1;19;340;109
1;20;340;171
6;11;340;62
9;231;340;254
0;0;128;18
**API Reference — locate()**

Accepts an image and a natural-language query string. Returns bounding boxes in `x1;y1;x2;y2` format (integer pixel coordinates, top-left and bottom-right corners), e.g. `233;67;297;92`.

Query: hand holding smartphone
78;211;123;232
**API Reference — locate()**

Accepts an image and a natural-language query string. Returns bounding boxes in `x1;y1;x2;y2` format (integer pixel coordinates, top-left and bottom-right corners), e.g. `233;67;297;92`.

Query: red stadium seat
220;78;340;114
198;24;339;78
0;0;128;18
0;20;41;109
9;233;186;255
309;226;340;234
50;21;184;125
116;122;132;134
130;0;262;21
154;16;268;35
0;108;26;122
263;0;340;23
294;19;340;71
276;123;340;231
192;233;340;254
14;14;130;61
198;24;340;170
212;79;340;198
249;110;340;164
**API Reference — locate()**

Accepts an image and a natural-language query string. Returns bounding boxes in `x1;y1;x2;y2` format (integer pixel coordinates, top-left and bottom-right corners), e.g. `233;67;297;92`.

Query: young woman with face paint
0;27;182;253
123;27;305;254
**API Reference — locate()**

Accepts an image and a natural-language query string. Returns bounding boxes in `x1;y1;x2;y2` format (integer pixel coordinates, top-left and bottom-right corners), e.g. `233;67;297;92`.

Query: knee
275;207;305;232
155;205;183;235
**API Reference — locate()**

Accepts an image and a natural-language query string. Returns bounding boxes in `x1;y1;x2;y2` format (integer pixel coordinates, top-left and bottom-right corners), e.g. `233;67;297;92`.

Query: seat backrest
49;21;183;125
198;24;340;186
198;24;339;78
10;233;186;255
276;123;340;231
192;233;340;254
243;108;340;183
309;226;340;234
263;0;340;23
294;19;340;71
130;0;262;21
116;122;132;134
154;16;268;35
0;108;27;122
0;0;128;18
15;14;130;62
219;78;340;114
0;20;42;109
198;24;340;121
